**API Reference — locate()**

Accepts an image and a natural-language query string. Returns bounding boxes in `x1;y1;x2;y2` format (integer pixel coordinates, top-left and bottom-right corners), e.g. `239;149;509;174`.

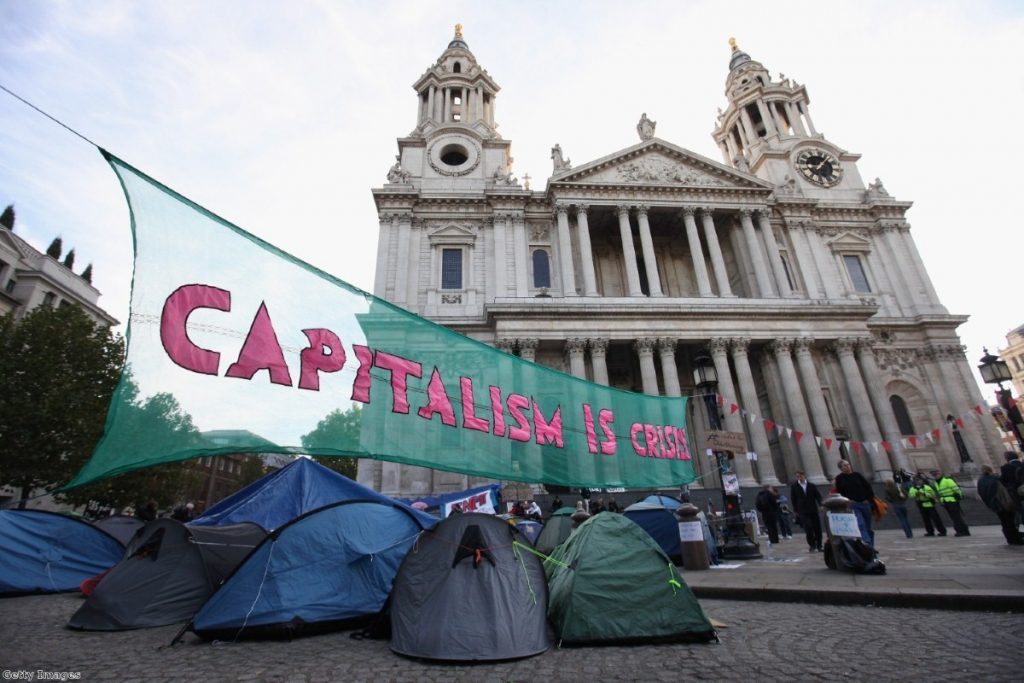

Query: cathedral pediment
549;139;771;190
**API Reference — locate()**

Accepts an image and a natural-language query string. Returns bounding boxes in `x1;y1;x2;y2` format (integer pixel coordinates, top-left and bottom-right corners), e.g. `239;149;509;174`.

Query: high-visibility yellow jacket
935;476;962;503
908;484;939;508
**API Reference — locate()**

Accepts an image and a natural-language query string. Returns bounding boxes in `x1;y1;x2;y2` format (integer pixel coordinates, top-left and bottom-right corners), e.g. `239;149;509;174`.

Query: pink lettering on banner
582;404;599;454
676;427;691;460
373;350;422;414
160;284;231;375
598;409;616;455
298;328;346;391
460;377;489;432
418;367;456;426
350;344;373;403
630;423;646;455
462;492;487;512
506;393;532;442
645;424;658;456
533;403;563;447
489;386;506;437
225;302;293;386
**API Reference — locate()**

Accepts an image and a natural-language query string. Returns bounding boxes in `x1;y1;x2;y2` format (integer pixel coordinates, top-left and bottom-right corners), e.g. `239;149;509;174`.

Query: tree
81;263;93;283
0;305;124;507
45;236;62;259
301;404;362;479
62;249;76;270
0;204;13;230
238;455;268;488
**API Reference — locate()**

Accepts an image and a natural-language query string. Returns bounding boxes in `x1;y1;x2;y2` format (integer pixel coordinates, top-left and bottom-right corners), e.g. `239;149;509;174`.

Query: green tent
545;512;715;645
534;506;577;555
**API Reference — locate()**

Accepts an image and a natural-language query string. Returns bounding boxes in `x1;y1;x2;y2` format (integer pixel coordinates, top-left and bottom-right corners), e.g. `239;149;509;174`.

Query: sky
1;0;1022;399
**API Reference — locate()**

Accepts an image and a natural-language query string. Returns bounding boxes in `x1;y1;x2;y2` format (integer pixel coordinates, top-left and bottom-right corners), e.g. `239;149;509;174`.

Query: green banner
66;152;694;489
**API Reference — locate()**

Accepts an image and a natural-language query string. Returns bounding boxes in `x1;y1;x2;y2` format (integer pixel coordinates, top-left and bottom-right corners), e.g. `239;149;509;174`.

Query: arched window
453;62;461;73
890;395;916;436
532;249;551;289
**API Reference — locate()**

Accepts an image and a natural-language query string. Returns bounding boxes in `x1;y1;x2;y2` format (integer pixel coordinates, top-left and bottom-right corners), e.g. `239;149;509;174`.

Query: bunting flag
823;437;833;451
974;405;984;414
956;417;965;429
931;428;942;442
881;440;892;453
64;153;695;489
764;419;775;433
908;436;918;448
717;393;726;407
730;403;739;415
852;441;862;454
794;431;804;444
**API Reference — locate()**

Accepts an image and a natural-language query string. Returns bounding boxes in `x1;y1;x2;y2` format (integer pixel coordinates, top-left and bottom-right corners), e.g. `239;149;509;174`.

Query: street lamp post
693;355;761;560
978;348;1024;450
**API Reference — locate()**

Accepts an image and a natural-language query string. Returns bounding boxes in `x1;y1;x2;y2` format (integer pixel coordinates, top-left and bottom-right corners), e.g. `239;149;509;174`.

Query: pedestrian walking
834;459;875;546
908;474;946;536
885;472;913;538
976;465;1024;545
790;470;823;552
931;469;970;536
777;493;793;539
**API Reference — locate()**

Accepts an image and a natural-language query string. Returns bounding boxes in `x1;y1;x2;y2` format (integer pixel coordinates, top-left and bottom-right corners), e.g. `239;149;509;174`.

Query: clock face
796;149;842;187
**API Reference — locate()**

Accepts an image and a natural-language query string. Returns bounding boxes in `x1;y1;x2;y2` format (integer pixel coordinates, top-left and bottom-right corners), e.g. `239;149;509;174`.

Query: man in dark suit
790;470;823;552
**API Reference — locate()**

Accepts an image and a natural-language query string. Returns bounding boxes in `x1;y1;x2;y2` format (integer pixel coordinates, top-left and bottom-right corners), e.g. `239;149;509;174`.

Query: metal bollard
675;503;710;571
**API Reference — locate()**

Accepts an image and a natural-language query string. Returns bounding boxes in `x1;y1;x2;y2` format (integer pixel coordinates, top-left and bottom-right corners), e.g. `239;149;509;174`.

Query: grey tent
67;519;266;630
534;506;576;555
389;512;551;661
92;515;144;546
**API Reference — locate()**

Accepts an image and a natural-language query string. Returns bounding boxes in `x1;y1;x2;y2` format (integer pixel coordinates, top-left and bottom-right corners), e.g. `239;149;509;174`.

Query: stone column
806;225;843;299
657;338;681;397
756;208;792;297
492;214;507;298
406;218;422;309
617;205;644;296
575;205;599;296
739;208;775;297
636;205;663;297
786;220;822;299
589;338;609;386
771;339;829;483
443;88;451;122
427;86;435;123
953;348;1003;465
566;338;587;379
394;212;412;305
709;338;756;485
798;101;817;136
792;338;834;477
785;101;807;136
700;208;733;296
739;108;759;146
730;338;780;484
518;338;537;363
853;339;912;473
934;344;989;466
512;213;529;296
681;207;712;296
635;338;659;395
899;225;943;305
756;100;778;137
834;338;890;480
876;224;912;311
373;212;392;298
555;204;577;296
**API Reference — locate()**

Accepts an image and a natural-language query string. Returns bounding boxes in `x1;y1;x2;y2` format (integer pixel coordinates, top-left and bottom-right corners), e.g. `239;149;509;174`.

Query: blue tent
0;510;124;596
641;494;682;510
191;500;432;640
193;457;433;531
623;502;682;564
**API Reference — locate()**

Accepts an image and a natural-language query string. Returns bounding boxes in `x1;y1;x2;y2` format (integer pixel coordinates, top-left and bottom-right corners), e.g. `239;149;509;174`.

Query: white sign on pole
827;512;862;538
678;521;704;542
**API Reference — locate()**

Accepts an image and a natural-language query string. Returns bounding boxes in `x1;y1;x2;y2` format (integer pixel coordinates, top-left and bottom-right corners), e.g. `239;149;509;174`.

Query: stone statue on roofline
637;113;656;141
551;144;571;172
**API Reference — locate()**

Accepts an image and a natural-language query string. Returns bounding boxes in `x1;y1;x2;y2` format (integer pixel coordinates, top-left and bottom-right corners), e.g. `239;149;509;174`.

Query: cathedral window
531;249;551;289
441;248;463;290
43;291;57;307
842;255;871;293
453;62;461;73
780;254;796;291
890;395;916;436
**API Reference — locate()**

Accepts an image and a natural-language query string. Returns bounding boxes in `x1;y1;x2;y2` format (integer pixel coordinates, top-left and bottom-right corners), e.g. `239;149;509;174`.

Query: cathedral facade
357;28;1001;497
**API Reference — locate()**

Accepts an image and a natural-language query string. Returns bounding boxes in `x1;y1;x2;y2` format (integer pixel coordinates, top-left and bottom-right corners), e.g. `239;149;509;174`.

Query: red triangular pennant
881;440;892;453
730;403;739;415
764;419;774;433
794;430;804;444
717;393;726;407
908;436;918;448
956;417;965;429
852;441;862;454
824;438;833;451
974;405;984;415
931;428;941;442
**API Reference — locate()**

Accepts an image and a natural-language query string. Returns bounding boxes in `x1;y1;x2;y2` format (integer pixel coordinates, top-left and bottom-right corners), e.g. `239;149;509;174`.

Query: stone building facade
357;29;1002;497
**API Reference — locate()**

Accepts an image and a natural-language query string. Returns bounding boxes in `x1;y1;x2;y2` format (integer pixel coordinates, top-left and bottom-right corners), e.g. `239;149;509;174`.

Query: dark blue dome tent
191;499;433;640
623;502;683;564
0;509;125;596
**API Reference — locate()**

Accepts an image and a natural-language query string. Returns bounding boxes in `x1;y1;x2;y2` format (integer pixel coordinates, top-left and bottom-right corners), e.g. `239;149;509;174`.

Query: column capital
633;337;656;356
833;337;858;355
708;337;730;355
770;338;794;355
554;203;570;218
517;338;538;353
698;206;715;218
854;337;877;354
728;337;751;354
565;338;587;355
793;337;816;354
754;206;773;219
679;205;697;218
575;203;589;217
738;207;754;219
657;337;677;355
588;338;609;354
616;204;632;217
495;339;516;353
635;204;650;218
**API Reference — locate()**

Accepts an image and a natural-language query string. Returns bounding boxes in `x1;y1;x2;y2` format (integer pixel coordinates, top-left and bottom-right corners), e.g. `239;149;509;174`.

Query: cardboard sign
678;521;704;542
705;430;747;453
827;512;862;538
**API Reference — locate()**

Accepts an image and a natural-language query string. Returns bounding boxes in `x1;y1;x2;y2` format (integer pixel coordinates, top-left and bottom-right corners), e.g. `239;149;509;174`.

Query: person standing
790;471;823;552
931;469;970;537
755;485;781;544
908;474;946;537
1000;451;1024;528
977;465;1024;545
549;495;563;515
834;459;875;546
885;472;913;539
777;493;794;539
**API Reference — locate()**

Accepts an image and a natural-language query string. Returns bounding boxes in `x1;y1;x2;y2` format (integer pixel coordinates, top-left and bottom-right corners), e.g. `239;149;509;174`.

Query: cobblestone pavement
0;592;1019;682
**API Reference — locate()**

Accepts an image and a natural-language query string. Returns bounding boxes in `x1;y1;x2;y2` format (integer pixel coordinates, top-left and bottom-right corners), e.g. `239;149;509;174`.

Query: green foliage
238;455;269;488
0;305;124;506
0;204;13;230
45;236;62;259
301;404;362;480
62;249;76;270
